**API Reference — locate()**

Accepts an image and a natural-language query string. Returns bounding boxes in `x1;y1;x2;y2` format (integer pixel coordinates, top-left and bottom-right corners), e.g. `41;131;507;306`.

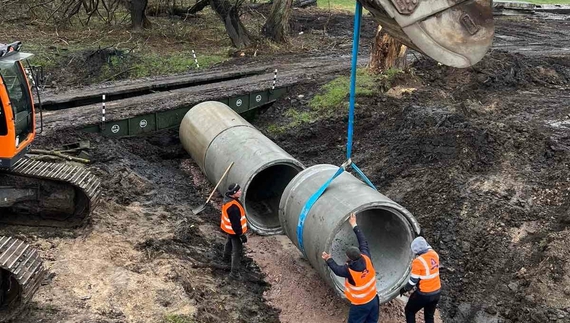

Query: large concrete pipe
180;101;304;235
279;164;421;303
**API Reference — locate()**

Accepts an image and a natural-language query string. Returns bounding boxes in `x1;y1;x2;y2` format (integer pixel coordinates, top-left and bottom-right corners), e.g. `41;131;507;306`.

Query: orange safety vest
344;254;378;305
220;200;248;235
411;249;441;293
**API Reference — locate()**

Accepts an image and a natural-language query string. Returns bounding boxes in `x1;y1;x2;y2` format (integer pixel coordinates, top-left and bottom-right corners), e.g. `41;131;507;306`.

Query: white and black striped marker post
101;94;106;130
271;69;278;91
192;50;200;69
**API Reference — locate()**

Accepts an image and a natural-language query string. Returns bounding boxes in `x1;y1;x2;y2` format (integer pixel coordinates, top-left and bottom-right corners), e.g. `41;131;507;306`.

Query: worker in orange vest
322;212;379;323
399;236;441;323
221;183;248;280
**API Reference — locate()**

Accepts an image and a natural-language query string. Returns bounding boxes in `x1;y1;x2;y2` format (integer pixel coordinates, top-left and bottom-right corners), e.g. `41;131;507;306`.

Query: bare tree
369;25;408;74
210;0;251;48
262;0;293;42
13;0;138;28
146;0;210;17
123;0;151;30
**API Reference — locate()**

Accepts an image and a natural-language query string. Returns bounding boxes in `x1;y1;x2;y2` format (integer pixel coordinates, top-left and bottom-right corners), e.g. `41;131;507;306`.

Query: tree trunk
262;0;293;43
147;0;210;17
188;0;210;14
129;0;151;30
369;25;408;74
293;0;317;8
210;0;251;48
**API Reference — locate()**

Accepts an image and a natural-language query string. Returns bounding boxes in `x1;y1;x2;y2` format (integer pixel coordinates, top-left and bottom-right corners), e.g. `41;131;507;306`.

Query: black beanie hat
346;246;362;261
227;183;240;196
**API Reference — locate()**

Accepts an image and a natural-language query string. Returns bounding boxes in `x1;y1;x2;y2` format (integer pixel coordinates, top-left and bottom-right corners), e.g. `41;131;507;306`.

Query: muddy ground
1;10;569;323
256;50;570;323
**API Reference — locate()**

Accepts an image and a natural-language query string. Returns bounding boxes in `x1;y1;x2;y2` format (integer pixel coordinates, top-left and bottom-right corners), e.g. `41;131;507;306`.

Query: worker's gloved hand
240;235;247;243
399;287;407;297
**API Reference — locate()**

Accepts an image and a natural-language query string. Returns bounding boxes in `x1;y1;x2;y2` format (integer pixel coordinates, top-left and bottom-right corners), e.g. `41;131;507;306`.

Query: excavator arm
360;0;494;67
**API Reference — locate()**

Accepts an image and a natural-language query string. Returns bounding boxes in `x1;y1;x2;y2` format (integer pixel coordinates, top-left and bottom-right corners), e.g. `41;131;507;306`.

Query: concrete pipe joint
179;101;304;235
279;164;421;303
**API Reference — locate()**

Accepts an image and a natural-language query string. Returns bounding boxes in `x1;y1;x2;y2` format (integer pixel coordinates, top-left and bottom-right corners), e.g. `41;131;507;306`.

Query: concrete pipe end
326;204;418;304
243;159;305;236
179;101;251;172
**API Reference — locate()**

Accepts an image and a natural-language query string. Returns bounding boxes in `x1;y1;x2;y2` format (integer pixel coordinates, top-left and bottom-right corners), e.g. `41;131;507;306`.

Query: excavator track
0;236;46;322
0;158;102;227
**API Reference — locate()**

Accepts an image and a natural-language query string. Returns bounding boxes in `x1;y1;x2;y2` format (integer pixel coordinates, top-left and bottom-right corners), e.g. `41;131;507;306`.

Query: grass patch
128;52;228;79
265;68;384;134
317;0;357;11
163;314;194;323
266;110;317;135
309;68;380;112
3;8;234;86
380;68;404;89
284;109;318;127
265;68;404;133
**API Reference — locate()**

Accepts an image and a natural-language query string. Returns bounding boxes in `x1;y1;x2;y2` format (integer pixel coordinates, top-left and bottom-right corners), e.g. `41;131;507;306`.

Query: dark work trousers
405;291;441;323
223;235;243;274
347;295;379;323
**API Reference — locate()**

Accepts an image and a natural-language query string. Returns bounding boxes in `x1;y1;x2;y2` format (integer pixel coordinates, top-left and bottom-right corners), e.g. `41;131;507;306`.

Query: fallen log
29;149;91;164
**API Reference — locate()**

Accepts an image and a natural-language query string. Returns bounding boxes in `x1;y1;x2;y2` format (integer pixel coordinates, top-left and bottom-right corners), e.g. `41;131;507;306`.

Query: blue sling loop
296;1;377;257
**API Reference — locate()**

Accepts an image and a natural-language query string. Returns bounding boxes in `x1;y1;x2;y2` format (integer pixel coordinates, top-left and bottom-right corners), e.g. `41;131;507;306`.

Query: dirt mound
415;50;569;92
255;50;570;322
46;48;128;87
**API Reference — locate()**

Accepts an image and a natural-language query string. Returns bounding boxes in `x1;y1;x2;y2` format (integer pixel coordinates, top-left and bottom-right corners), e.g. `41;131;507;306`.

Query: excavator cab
0;41;36;169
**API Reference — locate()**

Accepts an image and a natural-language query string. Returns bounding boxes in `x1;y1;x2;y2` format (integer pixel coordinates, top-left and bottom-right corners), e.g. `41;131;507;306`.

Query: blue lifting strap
345;0;362;161
296;1;378;257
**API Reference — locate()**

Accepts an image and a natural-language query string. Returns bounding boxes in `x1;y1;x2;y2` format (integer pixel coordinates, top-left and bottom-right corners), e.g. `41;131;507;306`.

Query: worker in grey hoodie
400;237;441;323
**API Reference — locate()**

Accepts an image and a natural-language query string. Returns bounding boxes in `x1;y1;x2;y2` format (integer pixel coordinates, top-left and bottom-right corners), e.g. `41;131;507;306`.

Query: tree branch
29;149;91;164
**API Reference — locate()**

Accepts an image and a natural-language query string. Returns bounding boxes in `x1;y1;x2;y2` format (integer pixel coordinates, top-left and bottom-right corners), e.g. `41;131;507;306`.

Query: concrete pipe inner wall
180;101;304;235
279;164;421;303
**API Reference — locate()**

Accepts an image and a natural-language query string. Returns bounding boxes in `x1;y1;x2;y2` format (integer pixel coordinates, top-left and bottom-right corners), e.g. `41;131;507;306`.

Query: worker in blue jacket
322;212;379;323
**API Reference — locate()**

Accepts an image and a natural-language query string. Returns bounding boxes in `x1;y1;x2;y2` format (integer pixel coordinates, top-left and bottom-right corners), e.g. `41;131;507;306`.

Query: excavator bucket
360;0;494;68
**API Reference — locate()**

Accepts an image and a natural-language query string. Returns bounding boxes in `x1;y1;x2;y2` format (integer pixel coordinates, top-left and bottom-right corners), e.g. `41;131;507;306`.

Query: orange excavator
0;41;101;321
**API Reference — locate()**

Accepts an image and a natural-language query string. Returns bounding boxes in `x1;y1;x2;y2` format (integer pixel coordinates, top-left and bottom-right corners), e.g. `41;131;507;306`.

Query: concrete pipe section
179;101;304;235
279;164;421;303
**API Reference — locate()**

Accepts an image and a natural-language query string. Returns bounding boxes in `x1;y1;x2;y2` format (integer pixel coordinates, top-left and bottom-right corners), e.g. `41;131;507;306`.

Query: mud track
493;15;570;55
